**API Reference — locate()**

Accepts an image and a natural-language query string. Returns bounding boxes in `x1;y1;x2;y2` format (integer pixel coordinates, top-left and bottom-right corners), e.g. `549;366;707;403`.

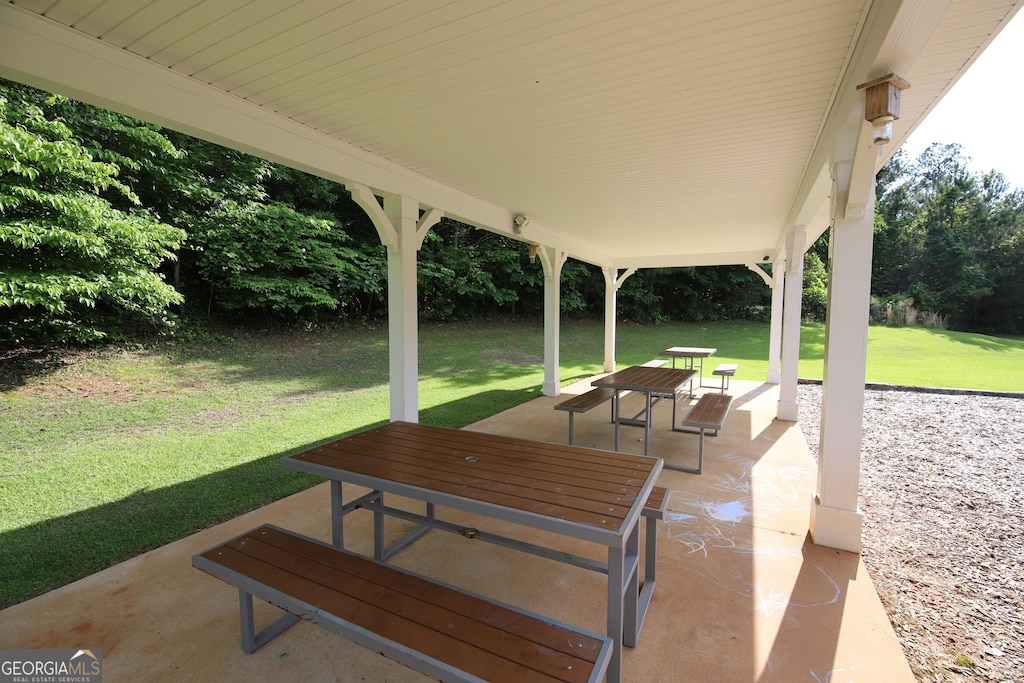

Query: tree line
2;78;1022;347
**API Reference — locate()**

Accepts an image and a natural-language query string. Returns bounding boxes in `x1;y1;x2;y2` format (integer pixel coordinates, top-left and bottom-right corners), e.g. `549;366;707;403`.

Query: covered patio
0;379;913;681
1;1;1020;680
2;0;1020;554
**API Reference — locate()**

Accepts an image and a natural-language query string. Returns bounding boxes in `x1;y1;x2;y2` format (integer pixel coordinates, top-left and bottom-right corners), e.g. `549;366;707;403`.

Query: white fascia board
0;6;578;256
511;223;613;268
613;249;775;270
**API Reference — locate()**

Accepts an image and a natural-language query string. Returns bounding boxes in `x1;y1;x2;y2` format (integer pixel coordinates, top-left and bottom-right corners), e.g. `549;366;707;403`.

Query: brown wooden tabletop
591;365;696;394
282;421;661;543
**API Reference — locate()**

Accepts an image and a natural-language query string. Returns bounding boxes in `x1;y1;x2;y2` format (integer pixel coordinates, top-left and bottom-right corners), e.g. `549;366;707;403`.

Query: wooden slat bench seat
193;524;613;683
634;485;670;642
554;360;670;445
554;386;618;444
711;363;738;393
673;393;733;474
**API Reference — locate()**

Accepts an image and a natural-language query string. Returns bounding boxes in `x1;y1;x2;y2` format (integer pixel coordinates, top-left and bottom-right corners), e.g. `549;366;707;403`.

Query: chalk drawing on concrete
811;667;856;683
694;564;841;616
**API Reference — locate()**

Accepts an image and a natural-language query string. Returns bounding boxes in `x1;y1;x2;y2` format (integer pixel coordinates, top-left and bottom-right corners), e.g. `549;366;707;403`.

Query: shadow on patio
0;379;913;682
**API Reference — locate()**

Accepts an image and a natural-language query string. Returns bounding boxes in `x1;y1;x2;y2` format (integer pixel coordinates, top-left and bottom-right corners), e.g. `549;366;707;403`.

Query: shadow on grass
158;322;550;399
0;385;543;609
0;349;64;391
419;387;543;428
0;424;380;609
922;327;1024;351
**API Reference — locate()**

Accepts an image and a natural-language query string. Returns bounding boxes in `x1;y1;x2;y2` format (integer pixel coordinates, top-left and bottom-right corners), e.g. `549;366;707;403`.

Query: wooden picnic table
662;346;717;386
280;421;663;683
591;365;697;455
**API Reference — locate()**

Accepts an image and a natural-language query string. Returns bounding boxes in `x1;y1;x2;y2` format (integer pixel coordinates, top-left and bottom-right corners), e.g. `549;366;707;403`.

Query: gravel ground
796;384;1024;683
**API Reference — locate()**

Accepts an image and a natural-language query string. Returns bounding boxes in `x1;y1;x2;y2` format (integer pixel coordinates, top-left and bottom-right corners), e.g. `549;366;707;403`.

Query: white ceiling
1;0;1020;269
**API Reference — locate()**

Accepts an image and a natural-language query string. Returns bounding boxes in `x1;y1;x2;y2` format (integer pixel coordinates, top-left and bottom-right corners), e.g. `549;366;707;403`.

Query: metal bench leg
622;522;641;648
238;590;300;653
642;392;653;456
330;480;344;548
635;514;659;642
613;390;622;452
696;428;705;474
374;491;386;560
568;412;575;445
664;426;706;474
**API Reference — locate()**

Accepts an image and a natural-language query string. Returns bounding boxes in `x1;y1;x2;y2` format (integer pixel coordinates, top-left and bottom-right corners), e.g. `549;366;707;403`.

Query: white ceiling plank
136;0;264;62
36;0;108;26
10;0;59;14
97;0;208;49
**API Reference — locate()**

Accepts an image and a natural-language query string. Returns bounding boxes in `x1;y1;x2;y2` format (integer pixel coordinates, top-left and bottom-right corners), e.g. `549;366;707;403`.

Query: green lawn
1;319;1021;606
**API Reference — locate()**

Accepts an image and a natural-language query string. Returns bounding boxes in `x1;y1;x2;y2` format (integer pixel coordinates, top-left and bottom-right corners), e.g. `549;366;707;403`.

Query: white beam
539;247;568;396
810;196;874;552
347;184;443;422
777;229;806;421
602;267;637;373
809;112;883;552
612;248;776;270
767;257;785;384
383;195;435;423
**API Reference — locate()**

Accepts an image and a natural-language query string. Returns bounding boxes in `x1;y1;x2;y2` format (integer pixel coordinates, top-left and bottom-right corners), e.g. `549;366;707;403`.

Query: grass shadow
419;387;543;427
0;425;382;609
0;348;65;391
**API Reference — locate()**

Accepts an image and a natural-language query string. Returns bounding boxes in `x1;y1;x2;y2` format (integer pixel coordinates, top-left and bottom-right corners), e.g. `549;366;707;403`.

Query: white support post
777;230;805;421
810;120;880;552
810;203;872;552
384;195;421;423
347;183;441;423
602;267;637;373
539;246;568;396
767;257;785;384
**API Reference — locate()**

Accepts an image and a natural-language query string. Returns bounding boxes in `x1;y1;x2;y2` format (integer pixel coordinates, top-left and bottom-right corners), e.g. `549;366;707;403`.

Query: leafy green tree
801;251;829;321
192;199;366;320
418;220;543;319
0;82;184;345
874;142;1024;332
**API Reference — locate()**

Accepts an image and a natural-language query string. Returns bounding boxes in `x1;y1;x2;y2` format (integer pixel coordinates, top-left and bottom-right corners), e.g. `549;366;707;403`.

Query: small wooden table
662;346;717;386
591;365;697;455
280;421;662;683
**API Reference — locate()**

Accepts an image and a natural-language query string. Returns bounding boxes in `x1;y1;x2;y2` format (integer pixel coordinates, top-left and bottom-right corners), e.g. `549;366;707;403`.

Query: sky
900;10;1024;189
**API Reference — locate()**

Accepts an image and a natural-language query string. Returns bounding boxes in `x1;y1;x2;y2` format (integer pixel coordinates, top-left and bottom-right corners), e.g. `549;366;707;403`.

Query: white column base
766;369;781;384
777;399;798;422
543;380;561;397
603;360;615;373
809;495;863;553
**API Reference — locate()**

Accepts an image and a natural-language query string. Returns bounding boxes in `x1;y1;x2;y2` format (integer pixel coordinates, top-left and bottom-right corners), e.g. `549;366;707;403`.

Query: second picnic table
591;364;697;455
662;346;717;386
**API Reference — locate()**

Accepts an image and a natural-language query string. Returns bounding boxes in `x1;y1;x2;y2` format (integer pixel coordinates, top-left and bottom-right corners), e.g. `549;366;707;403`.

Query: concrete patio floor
0;378;915;682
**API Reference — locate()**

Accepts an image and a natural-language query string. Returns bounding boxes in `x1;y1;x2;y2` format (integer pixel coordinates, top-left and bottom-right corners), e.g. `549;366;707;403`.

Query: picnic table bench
673;393;733;474
637;485;669;641
712;363;738;393
554;359;669;445
193;524;613;683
